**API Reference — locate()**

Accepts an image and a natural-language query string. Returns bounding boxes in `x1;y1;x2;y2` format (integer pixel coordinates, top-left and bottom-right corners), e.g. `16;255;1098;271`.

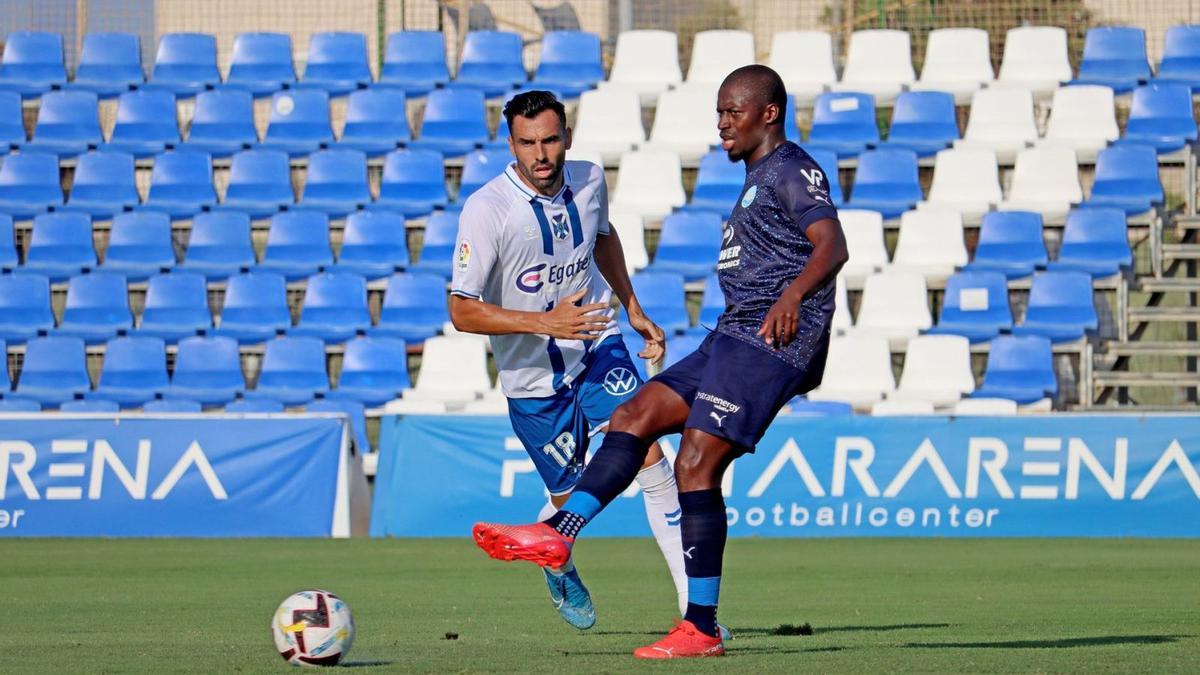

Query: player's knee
673;448;710;491
609;402;653;438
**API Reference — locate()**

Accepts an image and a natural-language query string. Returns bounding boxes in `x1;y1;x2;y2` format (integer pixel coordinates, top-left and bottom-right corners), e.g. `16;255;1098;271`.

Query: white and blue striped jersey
451;160;618;399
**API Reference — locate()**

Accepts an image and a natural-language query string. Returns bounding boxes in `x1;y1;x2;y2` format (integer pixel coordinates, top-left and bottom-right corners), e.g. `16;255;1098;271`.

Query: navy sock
543;432;649;537
679;488;726;638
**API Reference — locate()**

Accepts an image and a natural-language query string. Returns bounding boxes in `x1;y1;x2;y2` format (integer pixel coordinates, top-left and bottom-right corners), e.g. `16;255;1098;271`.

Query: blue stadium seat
60;398;119;413
805;148;844;207
101;211;175;281
972;335;1056;404
410;211;457;279
142;150;216;219
805;92;879;158
0;91;25;150
1080;144;1163;215
183;89;257;157
63;151;139;219
335;210;409;279
0;273;54;342
629;272;689;335
168;335;244;406
449;148;512;209
145;33;220;97
0;213;15;270
219;148;293;217
1012;271;1098;343
848;148;922;218
291;271;371;342
681;150;744;219
1117;83;1198;154
664;332;705;369
695;273;724;331
225;32;296;96
1048;208;1133;278
410;87;489;157
786;398;855;416
299;32;372;95
455;31;527;97
258;211;334;280
880;91;958;157
374;148;449;217
533;31;603;98
0;32;67;98
225;397;284;413
138;272;212;342
16;336;89;406
371;272;448;343
1072;27;1151;93
380;31;450;96
260;89;334;157
338;88;411;156
328;336;410;406
71;32;143;98
295;148;371;217
179;211;256;280
103;89;180;158
925;270;1012;343
785;94;801;144
489;87;562;148
248;336;329;405
1155;25;1200;91
57;272;132;344
0;397;41;412
25;90;102;158
144;398;202;412
306;397;369;450
964;211;1047;279
91;335;168;407
20;212;95;281
648;211;722;281
212;271;290;343
0;151;62;218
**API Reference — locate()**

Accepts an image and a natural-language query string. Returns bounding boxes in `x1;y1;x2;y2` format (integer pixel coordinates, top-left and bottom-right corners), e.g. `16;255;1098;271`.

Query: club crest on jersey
602;367;637;396
456;239;472;271
741;184;758;208
551;213;570;240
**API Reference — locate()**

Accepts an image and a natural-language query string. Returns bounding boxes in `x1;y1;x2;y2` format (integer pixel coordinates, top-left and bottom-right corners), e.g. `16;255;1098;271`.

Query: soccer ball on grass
271;589;355;667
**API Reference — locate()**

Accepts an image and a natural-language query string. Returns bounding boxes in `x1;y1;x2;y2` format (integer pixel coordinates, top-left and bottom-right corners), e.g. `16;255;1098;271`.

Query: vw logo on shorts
602;367;637;396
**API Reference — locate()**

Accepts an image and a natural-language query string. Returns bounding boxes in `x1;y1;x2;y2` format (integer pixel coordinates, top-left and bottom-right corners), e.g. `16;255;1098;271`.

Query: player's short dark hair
503;90;567;136
722;65;788;125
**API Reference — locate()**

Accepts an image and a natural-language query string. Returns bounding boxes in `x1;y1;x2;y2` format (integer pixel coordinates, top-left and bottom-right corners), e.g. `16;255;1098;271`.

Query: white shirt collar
503;161;572;203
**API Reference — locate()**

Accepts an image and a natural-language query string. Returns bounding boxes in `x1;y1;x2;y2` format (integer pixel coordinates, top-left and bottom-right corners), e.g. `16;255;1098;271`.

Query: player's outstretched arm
756;218;848;347
594;228;665;364
450;290;613;340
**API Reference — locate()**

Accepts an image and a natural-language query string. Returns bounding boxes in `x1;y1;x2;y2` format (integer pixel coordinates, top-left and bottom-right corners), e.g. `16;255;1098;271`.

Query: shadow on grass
733;623;952;637
560;646;848;657
905;635;1191;649
339;660;397;667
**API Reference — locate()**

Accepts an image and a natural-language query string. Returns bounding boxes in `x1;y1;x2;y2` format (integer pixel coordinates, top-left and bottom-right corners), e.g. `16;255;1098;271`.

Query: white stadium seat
686;30;756;87
600;30;682;105
609;211;649;273
888;210;968;285
833;29;915;104
997;26;1073;98
569;88;645;164
851;271;932;347
769;31;836;104
807;334;895;410
917;148;1002;225
610;149;686;220
871;399;936;416
642;86;720;164
398;336;491;406
565;148;604;167
912;28;994;103
832;274;852;333
954;87;1038;164
953;397;1018;416
998;146;1082;225
893;334;976;407
1038;85;1119;163
838;209;889;288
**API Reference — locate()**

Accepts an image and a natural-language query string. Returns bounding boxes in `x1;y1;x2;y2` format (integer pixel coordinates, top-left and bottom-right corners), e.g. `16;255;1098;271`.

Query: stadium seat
695;273;724;331
0;32;67;98
400;335;491;404
685;30;755;88
805;335;894;409
681;150;743;219
848;148;922;219
892;334;974;407
1013;271;1098;343
335;210;409;279
143;150;217;219
870;400;936;416
144;398;202;412
291;271;371;342
954;87;1038;163
168;335;245;405
223;397;283;413
996;26;1072;97
225;32;296;96
103;89;179;158
0;151;61;218
953;397;1018;415
183;89;257;157
374;148;449;217
1039;85;1119;162
912;28;993;103
838;209;888;286
973;334;1057;404
926;270;1013;343
806;148;844;207
138;272;211;342
784;94;802;144
299;32;372;95
0;397;41;412
917;148;1001;224
0;273;54;342
629;272;689;335
1081;144;1163;216
59;398;120;413
964;211;1048;279
0;213;15;270
643;86;719;164
328;336;410;406
786;398;854;416
25;89;103;158
1072;26;1151;93
533;31;604;98
379;31;450;96
832;274;851;332
805;92;879;158
852;271;931;347
63;151;139;219
998;146;1082;224
1116;83;1198;155
609;211;648;273
599;30;681;104
455;31;527;97
411;87;489;157
101;211;176;281
260;89;334;157
259;211;334;280
568;88;645;163
648;212;722;281
450;148;512;209
212;271;291;343
306;397;369;450
57;272;132;344
372;272;448;343
663;332;705;369
887;210;967;284
179;211;256;280
72;32;143;98
769;31;836;105
219;148;294;217
0;91;24;150
145;32;220;97
295;148;370;217
248;336;330;404
610;150;686;220
91;335;169;407
879;91;959;157
1154;25;1200;91
1048;208;1133;278
16;336;90;406
338;88;411;156
834;30;915;104
20;212;95;281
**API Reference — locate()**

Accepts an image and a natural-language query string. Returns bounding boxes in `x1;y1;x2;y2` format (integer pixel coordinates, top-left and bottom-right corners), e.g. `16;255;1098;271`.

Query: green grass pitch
3;538;1198;673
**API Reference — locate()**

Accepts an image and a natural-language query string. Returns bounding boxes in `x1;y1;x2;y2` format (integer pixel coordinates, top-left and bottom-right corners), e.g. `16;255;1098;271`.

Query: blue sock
543;431;649;537
679;488;726;638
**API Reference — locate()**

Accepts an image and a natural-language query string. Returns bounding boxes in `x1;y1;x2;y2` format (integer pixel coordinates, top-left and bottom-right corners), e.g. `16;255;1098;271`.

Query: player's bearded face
510;110;570;194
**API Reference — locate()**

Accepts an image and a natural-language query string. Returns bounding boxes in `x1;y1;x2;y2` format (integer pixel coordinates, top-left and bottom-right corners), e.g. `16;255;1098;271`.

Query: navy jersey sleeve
775;163;840;234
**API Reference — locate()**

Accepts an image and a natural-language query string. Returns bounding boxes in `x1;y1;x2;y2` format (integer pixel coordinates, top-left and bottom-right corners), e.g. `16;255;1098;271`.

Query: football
271;590;355;667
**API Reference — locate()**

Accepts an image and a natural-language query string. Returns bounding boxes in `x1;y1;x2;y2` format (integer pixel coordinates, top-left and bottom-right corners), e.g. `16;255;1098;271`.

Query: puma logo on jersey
709;412;726;428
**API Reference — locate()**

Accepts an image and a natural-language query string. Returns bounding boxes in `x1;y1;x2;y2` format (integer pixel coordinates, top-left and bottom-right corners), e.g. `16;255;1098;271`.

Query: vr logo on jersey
800;168;824;187
551;213;571;241
514;256;592;294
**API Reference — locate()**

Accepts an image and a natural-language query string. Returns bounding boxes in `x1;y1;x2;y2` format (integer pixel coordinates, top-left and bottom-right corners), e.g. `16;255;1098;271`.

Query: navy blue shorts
653;331;826;452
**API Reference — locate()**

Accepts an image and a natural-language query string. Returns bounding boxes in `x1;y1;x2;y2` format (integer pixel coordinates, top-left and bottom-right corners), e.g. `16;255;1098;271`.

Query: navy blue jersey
715;141;839;371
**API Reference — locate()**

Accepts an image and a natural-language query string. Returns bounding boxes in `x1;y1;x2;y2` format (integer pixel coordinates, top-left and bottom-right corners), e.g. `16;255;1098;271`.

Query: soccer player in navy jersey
473;65;848;658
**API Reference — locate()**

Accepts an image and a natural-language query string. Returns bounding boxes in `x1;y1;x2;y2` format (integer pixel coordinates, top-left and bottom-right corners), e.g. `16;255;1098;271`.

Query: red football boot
472;521;573;568
633;620;725;659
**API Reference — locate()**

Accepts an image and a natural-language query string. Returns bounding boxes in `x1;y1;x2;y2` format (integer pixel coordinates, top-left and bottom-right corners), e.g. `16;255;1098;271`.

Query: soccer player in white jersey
450;91;689;629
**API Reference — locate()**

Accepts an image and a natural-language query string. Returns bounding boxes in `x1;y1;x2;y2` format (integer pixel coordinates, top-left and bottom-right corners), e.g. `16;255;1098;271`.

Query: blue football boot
543;566;596;630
